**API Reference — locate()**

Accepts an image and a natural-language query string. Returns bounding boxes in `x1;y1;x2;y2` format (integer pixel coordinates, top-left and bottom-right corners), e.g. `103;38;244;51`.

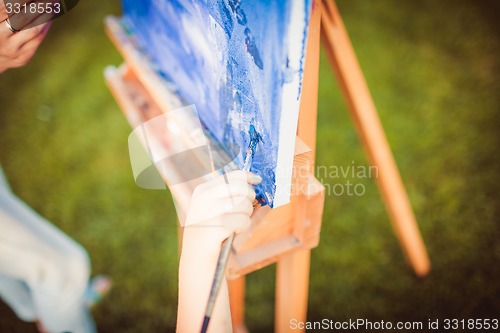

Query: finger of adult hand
23;20;50;44
0;19;13;38
13;21;49;55
0;21;48;59
10;21;50;47
17;31;43;54
9;41;38;67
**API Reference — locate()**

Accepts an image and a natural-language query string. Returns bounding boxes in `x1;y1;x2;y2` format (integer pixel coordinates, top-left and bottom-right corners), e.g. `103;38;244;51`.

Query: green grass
1;0;499;332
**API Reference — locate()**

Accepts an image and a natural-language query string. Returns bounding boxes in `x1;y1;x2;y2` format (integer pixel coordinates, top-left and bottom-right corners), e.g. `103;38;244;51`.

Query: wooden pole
228;277;248;333
321;0;430;276
275;1;322;332
275;250;312;333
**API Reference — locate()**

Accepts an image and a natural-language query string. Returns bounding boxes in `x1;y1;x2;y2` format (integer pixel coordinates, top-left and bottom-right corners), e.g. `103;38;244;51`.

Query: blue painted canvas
121;0;311;207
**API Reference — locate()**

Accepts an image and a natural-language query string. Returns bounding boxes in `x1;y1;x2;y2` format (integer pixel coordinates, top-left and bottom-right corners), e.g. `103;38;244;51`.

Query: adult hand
0;1;51;73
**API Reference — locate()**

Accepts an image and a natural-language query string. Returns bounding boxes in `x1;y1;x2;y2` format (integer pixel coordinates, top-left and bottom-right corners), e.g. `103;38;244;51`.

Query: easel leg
229;276;248;333
321;0;430;276
275;250;311;333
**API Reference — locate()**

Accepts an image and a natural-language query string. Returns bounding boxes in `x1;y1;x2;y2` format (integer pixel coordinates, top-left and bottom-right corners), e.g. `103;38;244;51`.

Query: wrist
180;226;227;263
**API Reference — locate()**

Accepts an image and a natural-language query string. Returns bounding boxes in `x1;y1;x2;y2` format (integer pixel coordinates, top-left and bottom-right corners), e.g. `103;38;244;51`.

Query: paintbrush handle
201;232;236;333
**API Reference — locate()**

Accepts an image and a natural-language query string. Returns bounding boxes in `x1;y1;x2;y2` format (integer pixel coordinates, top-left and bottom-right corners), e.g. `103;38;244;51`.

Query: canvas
121;0;311;207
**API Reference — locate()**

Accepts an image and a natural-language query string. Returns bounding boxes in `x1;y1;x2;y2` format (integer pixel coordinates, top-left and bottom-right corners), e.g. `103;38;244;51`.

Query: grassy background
0;0;498;332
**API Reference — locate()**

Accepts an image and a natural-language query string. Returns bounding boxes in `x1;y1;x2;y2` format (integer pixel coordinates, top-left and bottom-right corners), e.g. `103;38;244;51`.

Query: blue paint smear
247;125;262;158
122;0;311;207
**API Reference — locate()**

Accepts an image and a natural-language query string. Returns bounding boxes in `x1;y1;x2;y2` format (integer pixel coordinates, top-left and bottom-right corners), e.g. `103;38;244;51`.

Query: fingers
237;170;263;185
192;170;260;206
210;181;255;201
0;18;49;42
14;21;50;45
17;20;50;48
219;214;251;234
221;195;253;216
11;31;44;66
0;21;49;60
202;170;262;190
184;170;262;231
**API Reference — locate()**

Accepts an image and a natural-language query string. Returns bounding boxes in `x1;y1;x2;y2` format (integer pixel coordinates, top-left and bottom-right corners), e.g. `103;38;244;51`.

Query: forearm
176;171;259;332
177;227;233;333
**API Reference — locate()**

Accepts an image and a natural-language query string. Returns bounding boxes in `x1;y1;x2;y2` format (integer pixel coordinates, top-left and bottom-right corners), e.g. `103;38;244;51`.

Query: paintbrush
201;125;261;333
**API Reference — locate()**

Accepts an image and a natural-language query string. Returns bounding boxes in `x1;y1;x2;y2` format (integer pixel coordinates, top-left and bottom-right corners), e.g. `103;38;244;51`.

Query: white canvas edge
273;0;310;207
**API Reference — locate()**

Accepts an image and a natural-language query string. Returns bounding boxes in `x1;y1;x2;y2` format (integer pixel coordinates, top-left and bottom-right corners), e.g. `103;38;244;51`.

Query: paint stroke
122;0;311;207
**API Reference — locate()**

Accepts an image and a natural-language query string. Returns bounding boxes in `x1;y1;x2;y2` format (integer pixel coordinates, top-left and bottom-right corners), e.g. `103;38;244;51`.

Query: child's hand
178;170;262;333
183;170;262;252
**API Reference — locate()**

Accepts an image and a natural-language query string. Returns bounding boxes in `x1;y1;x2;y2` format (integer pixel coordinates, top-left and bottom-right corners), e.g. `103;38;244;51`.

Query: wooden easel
104;1;430;332
320;0;431;277
229;2;431;332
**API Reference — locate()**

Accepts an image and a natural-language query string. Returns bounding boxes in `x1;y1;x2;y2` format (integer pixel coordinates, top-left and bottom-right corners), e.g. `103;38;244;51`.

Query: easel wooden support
103;0;430;332
320;1;431;277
